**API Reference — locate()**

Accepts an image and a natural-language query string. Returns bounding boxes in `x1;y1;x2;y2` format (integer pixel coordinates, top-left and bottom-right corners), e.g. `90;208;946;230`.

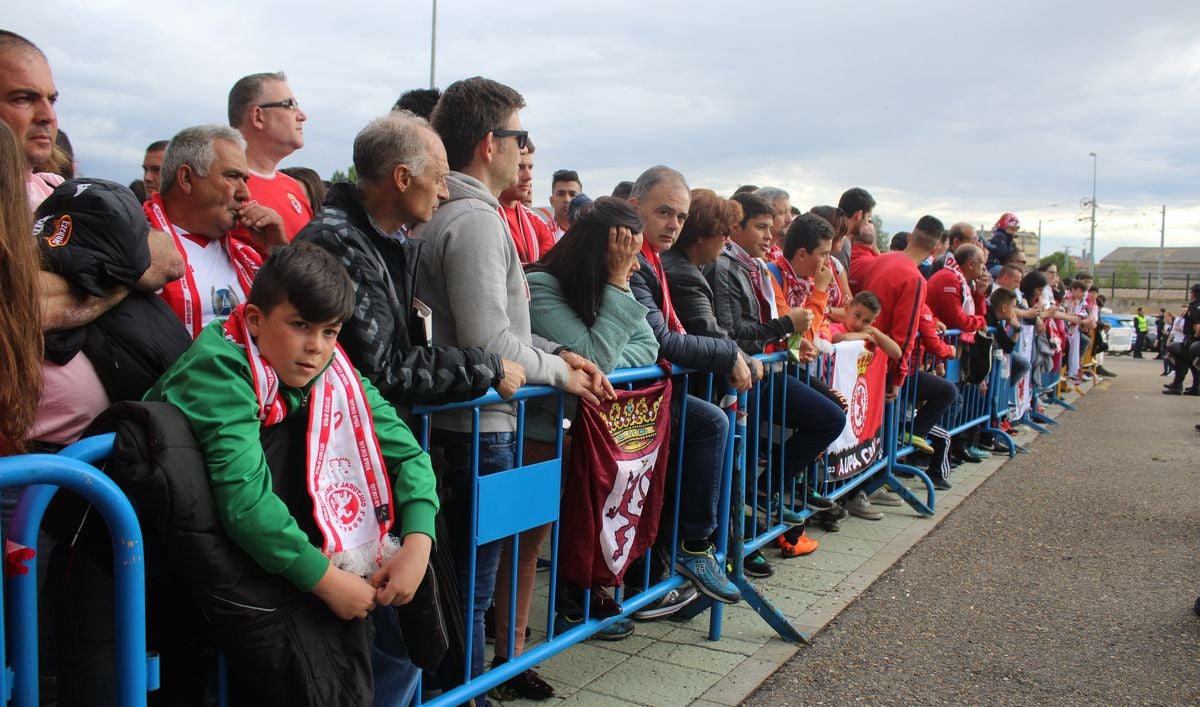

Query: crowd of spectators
5;27;1199;707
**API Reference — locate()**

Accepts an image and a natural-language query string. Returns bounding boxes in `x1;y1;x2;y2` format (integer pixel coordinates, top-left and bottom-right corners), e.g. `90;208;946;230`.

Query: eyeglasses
492;129;529;150
258;98;300;111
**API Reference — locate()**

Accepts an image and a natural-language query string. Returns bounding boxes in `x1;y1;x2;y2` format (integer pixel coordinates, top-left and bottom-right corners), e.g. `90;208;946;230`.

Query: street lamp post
429;0;438;89
1088;152;1097;275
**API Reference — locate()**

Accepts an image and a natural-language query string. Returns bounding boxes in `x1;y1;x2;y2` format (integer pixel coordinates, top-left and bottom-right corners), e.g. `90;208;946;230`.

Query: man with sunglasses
412;76;611;702
228;72;313;252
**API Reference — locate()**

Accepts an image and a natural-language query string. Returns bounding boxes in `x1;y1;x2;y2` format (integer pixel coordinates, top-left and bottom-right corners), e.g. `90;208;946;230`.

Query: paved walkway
746;355;1200;705
490;360;1158;705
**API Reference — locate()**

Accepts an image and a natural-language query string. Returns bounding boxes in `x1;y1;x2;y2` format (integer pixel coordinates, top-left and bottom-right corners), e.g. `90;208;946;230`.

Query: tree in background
1038;251;1077;279
872;215;890;251
330;165;357;184
1113;261;1140;288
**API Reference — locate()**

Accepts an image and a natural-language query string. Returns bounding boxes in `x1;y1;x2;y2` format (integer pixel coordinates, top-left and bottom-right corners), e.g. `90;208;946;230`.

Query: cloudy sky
9;0;1200;263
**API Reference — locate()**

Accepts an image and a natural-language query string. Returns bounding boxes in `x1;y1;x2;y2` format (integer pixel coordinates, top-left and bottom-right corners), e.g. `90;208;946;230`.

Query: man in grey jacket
412;76;609;695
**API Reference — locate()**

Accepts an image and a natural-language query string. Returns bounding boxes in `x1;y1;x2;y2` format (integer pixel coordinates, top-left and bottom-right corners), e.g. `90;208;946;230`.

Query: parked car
1100;313;1134;354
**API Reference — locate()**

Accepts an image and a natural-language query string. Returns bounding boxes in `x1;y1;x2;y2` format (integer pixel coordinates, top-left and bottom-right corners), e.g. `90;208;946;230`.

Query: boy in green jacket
147;242;438;703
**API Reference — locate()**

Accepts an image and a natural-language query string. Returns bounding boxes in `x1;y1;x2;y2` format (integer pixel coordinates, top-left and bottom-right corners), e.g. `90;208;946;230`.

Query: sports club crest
826;340;887;481
849;348;875;437
287;191;304;214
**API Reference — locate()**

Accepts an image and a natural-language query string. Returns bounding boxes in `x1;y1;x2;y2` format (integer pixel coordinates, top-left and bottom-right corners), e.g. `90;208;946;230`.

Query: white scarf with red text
223;304;399;577
145;193;261;339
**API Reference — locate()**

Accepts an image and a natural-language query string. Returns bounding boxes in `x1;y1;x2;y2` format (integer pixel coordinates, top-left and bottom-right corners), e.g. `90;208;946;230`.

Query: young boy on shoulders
146;242;437;704
831;291;903;360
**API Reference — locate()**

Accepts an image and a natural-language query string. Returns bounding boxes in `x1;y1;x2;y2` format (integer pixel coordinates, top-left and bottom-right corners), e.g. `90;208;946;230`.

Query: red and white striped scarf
641;243;685;333
500;203;541;264
145;193;261;339
223;304;398;576
941;252;975;316
727;242;778;322
770;250;813;308
827;256;845;309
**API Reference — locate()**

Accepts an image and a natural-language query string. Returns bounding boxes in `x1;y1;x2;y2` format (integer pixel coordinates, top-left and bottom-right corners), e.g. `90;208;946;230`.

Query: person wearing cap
986;212;1021;271
227;72;313;253
147;124;285;340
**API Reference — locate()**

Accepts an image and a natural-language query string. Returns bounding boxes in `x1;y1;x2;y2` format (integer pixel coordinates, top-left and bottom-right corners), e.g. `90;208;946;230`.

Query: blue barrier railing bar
0;451;152;707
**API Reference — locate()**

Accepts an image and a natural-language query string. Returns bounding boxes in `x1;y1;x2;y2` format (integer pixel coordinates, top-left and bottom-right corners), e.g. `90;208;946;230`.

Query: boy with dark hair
393;87;442;119
831;292;902;360
147;242;437;705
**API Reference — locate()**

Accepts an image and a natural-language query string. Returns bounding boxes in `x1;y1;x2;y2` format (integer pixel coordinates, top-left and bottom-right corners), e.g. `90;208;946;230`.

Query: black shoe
929;473;952;491
1185;388;1200;396
1096;366;1118;377
1163;385;1183;395
491;657;557;700
742;549;775;578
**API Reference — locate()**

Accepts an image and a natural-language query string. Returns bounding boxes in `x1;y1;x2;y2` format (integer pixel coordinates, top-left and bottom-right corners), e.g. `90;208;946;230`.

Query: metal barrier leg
1018;413;1051;434
982;425;1019;458
883;402;935;516
724;392;807;645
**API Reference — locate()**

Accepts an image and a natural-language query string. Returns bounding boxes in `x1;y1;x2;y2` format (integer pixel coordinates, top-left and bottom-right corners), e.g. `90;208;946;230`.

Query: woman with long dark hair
486;198;659;698
0;121;44;454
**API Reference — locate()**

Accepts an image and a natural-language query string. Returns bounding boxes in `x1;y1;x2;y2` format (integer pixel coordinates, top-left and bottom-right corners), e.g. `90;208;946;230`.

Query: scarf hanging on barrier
1014;324;1035;418
640;243;685;333
823;340;887;481
146;193;261;339
223;304;398;577
559;367;672;588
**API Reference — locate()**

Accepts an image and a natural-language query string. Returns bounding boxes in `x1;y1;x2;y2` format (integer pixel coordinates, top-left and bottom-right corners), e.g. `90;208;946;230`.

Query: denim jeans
667;394;727;542
371;607;420;707
430;429;516;700
747;373;847;488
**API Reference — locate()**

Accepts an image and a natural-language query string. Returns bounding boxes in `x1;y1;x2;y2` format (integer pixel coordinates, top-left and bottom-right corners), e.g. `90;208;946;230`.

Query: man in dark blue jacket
628;165;745;611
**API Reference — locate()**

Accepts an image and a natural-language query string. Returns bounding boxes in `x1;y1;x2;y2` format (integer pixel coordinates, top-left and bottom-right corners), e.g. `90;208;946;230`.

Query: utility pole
1088;152;1098;275
1157;204;1166;288
429;0;438;89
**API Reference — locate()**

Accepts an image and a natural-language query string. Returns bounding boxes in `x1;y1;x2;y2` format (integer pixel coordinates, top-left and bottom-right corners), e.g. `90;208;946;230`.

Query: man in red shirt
862;215;956;489
847;222;880;294
228;72;313;253
926;243;988;338
498;138;555;263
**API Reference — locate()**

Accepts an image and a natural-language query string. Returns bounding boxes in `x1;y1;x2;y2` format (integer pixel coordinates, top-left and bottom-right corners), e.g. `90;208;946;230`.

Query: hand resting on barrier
496;358;527;399
560;350;616;403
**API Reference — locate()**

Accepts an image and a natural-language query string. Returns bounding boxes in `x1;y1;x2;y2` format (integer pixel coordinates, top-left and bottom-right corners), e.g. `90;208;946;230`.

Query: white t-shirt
176;230;245;328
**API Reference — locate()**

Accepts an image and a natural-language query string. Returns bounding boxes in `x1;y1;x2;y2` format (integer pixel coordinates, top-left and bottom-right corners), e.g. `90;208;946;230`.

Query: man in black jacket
295;112;524;409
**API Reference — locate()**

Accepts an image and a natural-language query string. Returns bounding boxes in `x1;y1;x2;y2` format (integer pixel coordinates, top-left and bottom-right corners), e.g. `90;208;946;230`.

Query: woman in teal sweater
489;199;659;697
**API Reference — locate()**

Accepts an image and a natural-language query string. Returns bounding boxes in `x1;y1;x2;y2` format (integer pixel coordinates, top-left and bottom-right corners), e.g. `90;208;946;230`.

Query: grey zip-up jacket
412;172;571;432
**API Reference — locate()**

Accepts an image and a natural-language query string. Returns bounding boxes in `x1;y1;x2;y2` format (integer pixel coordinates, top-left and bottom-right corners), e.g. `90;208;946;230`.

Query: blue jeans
371;607;420;707
747;374;847;487
430;429;515;700
668;395;727;542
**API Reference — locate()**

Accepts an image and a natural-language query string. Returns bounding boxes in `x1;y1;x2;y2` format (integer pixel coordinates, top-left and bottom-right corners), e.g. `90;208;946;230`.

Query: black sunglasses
492;129;529;150
258;98;300;111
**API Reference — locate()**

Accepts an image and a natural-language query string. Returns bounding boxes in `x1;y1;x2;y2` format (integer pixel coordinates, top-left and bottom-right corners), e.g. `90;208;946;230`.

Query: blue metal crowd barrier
0;435;158;707
408;363;736;706
935;329;1017;457
0;329;1031;703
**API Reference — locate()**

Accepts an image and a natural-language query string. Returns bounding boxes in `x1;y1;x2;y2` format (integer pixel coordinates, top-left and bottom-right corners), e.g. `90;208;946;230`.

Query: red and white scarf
727;242;778;322
223;304;398;577
500;203;541;264
641;243;685;333
145;193;262;339
941;252;975;316
827;256;845;309
770;250;813;309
